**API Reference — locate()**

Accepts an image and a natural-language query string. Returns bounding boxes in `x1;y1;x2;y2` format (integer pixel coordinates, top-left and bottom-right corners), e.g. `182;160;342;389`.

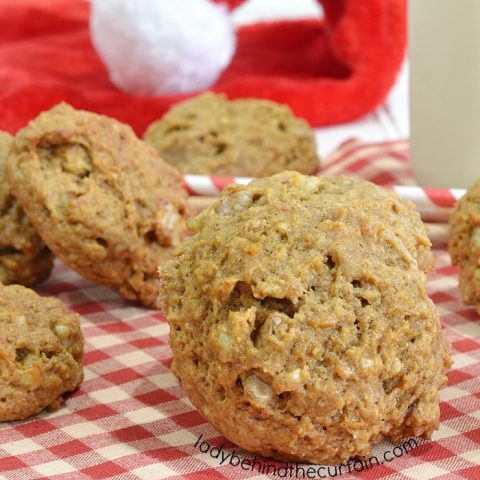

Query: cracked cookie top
160;171;450;465
144;92;319;177
0;284;83;421
7;103;189;308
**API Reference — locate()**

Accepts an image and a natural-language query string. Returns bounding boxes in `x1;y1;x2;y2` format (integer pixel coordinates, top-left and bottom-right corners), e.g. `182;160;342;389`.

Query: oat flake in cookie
0;131;53;286
0;284;84;421
144;92;319;177
449;179;480;312
7;103;188;308
160;171;451;465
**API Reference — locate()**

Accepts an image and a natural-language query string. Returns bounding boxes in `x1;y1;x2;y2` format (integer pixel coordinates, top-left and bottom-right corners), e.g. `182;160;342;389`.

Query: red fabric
0;0;406;135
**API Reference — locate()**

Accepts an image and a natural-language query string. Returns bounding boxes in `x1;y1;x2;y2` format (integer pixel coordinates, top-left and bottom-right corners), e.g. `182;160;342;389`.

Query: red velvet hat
0;0;406;134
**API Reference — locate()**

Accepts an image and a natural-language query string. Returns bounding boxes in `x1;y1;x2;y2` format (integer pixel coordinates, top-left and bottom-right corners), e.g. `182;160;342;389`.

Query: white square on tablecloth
1;438;43;455
33;459;77;476
124;406;167;424
402;464;450;480
131;464;177;480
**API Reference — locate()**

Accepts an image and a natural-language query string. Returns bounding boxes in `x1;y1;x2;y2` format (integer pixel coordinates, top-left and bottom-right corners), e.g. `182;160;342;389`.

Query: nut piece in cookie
160;171;451;465
0;284;84;421
7;103;188;308
144;92;319;177
0;131;53;286
449;180;480;312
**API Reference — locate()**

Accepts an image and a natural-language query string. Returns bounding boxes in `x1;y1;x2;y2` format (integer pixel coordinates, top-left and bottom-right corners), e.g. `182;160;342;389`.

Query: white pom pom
90;0;236;96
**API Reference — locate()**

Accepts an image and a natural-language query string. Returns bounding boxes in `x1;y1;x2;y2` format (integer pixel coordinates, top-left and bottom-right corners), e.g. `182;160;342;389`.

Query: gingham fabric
0;139;479;480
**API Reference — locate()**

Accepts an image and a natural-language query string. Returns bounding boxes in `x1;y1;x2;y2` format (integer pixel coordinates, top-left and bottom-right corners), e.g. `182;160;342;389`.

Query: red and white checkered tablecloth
0;139;479;480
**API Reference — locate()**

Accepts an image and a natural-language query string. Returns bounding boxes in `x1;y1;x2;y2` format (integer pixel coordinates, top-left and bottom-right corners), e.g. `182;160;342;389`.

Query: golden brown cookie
0;131;53;286
144;92;319;177
0;284;83;421
7;103;188;308
160;172;451;465
449;181;480;312
191;172;434;274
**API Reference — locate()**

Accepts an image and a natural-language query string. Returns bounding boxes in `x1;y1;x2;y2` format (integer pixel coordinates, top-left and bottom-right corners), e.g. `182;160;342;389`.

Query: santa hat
0;0;405;134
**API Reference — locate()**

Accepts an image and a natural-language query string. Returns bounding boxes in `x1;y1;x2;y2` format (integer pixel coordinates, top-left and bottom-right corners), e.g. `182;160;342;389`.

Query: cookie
7;103;188;308
160;172;451;465
449;180;480;312
0;284;83;421
144;92;319;177
191;172;434;274
0;131;53;286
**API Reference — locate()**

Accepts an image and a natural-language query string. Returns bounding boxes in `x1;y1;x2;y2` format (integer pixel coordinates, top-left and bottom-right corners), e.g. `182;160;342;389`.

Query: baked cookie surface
0;284;84;421
0;131;53;286
449;181;480;312
160;172;451;465
191;172;434;274
7;103;188;308
144;92;319;177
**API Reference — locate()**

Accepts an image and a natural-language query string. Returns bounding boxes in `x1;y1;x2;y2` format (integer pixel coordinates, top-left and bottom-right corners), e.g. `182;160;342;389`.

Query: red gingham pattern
0;139;479;479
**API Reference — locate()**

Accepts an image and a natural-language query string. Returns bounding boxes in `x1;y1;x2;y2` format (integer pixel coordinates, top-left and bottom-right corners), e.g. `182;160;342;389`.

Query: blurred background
0;0;408;159
234;0;408;158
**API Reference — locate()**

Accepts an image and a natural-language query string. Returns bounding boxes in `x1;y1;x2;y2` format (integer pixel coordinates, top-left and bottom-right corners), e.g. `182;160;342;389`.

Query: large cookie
144;92;319;177
0;284;83;421
160;172;451;465
7;103;188;308
0;132;53;286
